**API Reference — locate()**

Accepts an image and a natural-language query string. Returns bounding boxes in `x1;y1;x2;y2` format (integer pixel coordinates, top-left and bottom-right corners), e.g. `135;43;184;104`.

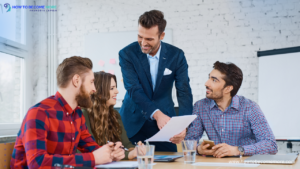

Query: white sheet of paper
192;162;260;167
95;161;138;168
145;115;197;142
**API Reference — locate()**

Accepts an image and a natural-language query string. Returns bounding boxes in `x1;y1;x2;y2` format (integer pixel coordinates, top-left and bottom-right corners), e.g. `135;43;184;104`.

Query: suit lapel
137;46;153;89
154;42;168;94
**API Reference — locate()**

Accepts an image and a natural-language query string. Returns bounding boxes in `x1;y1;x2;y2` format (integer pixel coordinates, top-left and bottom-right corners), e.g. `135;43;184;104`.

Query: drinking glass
136;145;155;169
182;140;197;164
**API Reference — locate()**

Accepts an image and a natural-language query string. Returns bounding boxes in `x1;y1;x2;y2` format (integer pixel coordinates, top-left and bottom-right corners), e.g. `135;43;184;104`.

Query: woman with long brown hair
82;71;142;160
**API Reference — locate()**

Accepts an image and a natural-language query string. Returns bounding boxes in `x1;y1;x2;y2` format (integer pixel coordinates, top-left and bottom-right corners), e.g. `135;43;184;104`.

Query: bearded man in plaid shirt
11;56;125;169
184;61;277;158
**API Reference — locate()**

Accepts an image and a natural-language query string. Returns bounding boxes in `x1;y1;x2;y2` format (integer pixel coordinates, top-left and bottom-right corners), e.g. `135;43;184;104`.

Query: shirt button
72;137;74;140
222;129;224;132
67;113;69;116
70;122;73;124
222;115;223;118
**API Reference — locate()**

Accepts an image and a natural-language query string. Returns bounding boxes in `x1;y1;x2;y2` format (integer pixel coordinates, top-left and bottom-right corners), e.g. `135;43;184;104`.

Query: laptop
154;155;183;162
244;153;299;164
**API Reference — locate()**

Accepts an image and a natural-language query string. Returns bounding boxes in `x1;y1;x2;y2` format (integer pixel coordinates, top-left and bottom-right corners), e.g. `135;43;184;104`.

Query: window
0;0;26;44
0;0;28;136
0;53;24;124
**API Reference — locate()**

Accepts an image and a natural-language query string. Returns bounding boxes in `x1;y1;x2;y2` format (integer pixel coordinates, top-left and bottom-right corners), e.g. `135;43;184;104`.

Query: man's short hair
213;61;243;97
138;10;167;36
56;56;93;88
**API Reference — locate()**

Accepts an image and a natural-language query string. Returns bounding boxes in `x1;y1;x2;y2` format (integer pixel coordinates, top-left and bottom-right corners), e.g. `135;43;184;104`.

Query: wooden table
153;152;300;169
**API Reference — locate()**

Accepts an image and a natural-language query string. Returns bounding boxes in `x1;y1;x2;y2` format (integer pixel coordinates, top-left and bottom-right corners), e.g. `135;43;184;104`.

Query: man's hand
110;141;125;161
197;141;217;156
212;143;240;158
169;129;186;144
92;142;114;165
153;110;170;130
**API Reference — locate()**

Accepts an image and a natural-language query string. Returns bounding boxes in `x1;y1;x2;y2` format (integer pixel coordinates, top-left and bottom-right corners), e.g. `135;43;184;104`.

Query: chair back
0;142;15;169
176;143;182;152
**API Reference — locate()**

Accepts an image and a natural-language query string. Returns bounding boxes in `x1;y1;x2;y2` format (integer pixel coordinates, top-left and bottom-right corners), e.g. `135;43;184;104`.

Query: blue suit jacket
119;41;193;138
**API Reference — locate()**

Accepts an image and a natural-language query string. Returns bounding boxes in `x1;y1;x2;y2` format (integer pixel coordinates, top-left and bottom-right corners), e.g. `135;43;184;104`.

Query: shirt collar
209;99;217;110
55;91;75;114
147;42;161;60
231;95;240;110
209;95;239;111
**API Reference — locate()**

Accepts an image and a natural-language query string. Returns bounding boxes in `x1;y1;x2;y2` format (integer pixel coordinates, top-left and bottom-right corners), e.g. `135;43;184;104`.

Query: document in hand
145;115;197;142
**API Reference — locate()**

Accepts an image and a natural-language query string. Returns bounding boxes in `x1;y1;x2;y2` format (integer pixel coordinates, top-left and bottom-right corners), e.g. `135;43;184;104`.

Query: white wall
31;0;48;105
50;0;299;105
32;0;300;105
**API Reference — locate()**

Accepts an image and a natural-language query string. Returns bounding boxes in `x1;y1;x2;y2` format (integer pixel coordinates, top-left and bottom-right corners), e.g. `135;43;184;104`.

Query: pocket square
163;68;172;75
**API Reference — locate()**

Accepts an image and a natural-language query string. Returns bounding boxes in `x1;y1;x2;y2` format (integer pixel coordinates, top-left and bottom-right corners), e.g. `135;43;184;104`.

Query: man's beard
139;41;160;55
76;85;93;108
206;86;224;101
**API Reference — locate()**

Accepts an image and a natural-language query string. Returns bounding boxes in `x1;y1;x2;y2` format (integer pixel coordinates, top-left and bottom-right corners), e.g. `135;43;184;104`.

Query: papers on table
95;162;156;168
145;115;197;142
95;161;138;168
192;162;260;167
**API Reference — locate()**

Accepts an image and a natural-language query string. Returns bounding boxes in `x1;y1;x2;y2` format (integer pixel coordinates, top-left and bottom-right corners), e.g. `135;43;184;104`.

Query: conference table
151;152;300;169
77;152;299;169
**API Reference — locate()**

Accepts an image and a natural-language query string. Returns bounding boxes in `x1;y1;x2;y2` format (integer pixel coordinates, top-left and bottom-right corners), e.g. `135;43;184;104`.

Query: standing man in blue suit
119;10;193;152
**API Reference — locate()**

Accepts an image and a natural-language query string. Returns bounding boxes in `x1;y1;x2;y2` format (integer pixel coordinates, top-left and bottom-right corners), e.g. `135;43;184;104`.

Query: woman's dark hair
138;10;167;36
86;71;121;145
213;61;243;97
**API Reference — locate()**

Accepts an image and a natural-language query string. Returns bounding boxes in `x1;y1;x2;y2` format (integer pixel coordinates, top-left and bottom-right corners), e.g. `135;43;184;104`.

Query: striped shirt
185;95;278;155
11;92;100;169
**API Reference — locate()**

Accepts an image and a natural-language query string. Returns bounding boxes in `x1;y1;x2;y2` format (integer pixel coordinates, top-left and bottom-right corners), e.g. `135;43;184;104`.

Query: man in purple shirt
185;61;277;158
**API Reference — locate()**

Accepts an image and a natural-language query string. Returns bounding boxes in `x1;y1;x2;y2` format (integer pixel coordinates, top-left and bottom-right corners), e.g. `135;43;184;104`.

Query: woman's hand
128;141;143;160
111;141;125;161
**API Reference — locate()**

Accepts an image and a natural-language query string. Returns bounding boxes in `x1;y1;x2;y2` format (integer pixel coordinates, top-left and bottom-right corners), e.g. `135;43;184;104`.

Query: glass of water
54;163;63;169
54;163;74;169
136;145;155;169
182;140;197;164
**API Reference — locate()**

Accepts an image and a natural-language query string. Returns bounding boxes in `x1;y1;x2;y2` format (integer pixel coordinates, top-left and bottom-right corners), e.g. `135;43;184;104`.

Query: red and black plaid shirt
11;92;100;169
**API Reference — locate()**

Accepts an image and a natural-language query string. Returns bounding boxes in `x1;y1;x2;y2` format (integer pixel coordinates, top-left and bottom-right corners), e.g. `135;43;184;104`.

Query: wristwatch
238;146;245;157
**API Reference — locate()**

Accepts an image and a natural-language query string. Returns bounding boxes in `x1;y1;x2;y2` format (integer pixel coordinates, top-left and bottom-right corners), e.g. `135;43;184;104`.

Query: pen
107;141;129;151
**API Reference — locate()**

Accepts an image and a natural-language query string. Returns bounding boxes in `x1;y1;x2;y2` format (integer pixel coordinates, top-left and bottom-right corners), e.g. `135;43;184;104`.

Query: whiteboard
258;52;300;139
85;30;173;107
